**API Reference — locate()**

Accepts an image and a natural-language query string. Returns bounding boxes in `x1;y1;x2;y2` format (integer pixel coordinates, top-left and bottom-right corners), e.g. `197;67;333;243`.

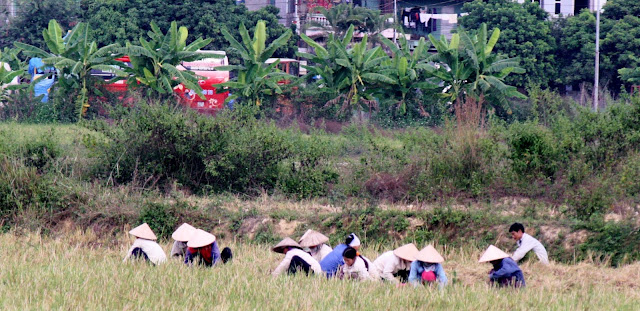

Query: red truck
92;51;229;114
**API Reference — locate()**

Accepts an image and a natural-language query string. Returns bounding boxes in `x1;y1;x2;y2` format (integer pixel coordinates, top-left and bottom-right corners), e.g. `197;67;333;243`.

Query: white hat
272;237;302;253
299;229;329;248
129;223;157;240
478;245;510;263
187;229;216;248
172;223;197;242
393;243;420;262
348;233;360;247
415;244;445;263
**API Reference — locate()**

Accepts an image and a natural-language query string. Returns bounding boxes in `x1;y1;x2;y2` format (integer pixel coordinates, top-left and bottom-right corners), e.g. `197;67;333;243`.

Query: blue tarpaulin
28;58;56;103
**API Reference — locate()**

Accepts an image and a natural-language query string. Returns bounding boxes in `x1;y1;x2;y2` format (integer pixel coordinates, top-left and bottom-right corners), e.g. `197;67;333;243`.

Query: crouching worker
320;233;362;278
272;237;322;276
408;245;448;288
298;229;333;262
479;245;525;288
170;223;196;258
371;243;419;284
185;229;232;267
338;247;371;281
123;223;167;265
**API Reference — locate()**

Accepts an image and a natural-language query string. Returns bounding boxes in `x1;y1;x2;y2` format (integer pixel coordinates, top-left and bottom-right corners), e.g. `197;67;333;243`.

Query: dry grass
1;231;639;310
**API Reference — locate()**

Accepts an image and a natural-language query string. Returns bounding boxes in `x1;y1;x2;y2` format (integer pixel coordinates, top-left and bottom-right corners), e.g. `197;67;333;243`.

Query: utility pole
593;0;600;112
393;0;397;43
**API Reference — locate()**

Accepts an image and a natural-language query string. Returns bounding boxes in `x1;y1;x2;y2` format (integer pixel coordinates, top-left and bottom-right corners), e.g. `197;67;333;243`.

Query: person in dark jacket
479;245;525;288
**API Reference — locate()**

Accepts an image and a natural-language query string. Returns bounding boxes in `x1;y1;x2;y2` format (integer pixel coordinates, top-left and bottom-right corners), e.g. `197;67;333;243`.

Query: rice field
1;231;639;310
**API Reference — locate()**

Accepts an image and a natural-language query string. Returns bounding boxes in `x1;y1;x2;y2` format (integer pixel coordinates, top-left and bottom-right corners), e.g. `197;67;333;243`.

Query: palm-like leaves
119;21;213;97
427;23;526;105
15;20;124;119
217;20;293;106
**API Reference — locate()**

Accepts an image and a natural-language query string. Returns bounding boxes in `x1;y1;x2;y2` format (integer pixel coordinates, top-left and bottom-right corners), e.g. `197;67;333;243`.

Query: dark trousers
394;270;410;283
131;248;150;262
287;256;312;275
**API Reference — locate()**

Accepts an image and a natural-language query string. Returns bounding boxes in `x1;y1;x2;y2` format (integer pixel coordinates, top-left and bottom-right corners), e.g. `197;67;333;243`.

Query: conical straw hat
393;243;420;262
129;223;157;240
415;244;444;263
172;223;196;242
187;229;216;248
272;237;302;253
298;229;329;247
478;245;510;263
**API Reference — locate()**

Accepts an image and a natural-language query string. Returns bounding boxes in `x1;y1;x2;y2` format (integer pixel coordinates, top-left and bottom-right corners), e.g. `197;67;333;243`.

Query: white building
517;0;606;17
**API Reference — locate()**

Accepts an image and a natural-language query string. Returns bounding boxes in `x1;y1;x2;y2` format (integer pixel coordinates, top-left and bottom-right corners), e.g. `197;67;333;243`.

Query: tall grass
0;232;638;310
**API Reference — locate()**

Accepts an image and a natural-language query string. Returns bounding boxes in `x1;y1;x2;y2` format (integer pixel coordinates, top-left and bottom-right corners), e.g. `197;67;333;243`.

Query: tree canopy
460;0;556;88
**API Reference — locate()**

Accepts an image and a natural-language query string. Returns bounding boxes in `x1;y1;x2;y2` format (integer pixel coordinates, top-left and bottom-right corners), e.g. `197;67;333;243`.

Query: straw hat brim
172;223;197;242
393;243;420;262
187;229;216;248
298;230;329;247
129;223;157;240
415;245;445;263
272;237;302;253
478;245;510;263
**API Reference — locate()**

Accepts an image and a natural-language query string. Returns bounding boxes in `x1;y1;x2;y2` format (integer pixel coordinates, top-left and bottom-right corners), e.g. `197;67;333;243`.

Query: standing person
298;229;333;262
320;233;361;278
408;245;448;288
123;223;167;265
371;243;419;284
338;247;371;281
185;229;232;267
272;237;322;276
170;223;196;258
509;223;549;264
479;245;526;288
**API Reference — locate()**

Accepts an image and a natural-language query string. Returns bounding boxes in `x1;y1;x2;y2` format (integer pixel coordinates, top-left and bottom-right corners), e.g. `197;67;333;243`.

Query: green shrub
138;202;179;240
506;121;558;178
578;221;640;266
618;153;640;197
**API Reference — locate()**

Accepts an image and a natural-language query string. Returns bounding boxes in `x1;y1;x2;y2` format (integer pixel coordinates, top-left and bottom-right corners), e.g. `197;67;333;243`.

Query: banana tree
427;23;526;105
119;21;213;99
379;35;439;114
330;25;394;115
15;20;124;118
0;56;25;103
297;31;350;93
216;20;292;106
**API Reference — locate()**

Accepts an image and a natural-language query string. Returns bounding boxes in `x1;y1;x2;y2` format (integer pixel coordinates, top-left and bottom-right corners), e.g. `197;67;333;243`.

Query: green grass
1;232;638;310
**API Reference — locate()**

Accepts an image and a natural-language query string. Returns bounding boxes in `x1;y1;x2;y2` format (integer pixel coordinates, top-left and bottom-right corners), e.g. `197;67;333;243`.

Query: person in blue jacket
408;245;448;289
28;58;56;103
320;233;361;277
478;245;525;288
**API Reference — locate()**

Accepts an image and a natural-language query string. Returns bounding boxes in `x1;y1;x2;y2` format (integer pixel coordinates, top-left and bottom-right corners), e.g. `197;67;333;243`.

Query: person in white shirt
509;223;549;264
298;229;333;262
338;247;371;281
272;237;322;276
123;223;167;265
371;243;419;284
170;223;196;258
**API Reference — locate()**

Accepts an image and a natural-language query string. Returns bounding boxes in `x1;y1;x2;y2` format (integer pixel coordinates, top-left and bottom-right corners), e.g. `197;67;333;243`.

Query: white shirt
371;251;410;284
512;233;549;264
272;248;322;276
123;238;167;265
339;257;371;281
310;244;333;263
170;241;187;257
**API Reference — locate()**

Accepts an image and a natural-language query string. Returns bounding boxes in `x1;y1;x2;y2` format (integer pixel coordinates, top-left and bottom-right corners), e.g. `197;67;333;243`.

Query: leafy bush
506;121;558;178
138;202;179;240
578;221;640;266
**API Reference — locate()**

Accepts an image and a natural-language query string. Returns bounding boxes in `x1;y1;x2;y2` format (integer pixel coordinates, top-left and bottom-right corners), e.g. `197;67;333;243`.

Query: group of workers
124;221;548;288
123;223;232;267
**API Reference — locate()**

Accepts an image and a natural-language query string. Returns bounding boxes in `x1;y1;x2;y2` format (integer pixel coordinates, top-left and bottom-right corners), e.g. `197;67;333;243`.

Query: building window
288;0;295;13
555;2;561;14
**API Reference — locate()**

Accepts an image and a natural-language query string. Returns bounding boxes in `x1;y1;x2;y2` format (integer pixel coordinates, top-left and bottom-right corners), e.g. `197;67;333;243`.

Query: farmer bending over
320;233;362;278
123;223;167;265
479;245;525;288
298;229;333;262
185;229;232;267
408;245;448;288
338;247;371;281
272;237;322;276
509;222;549;264
371;243;419;284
